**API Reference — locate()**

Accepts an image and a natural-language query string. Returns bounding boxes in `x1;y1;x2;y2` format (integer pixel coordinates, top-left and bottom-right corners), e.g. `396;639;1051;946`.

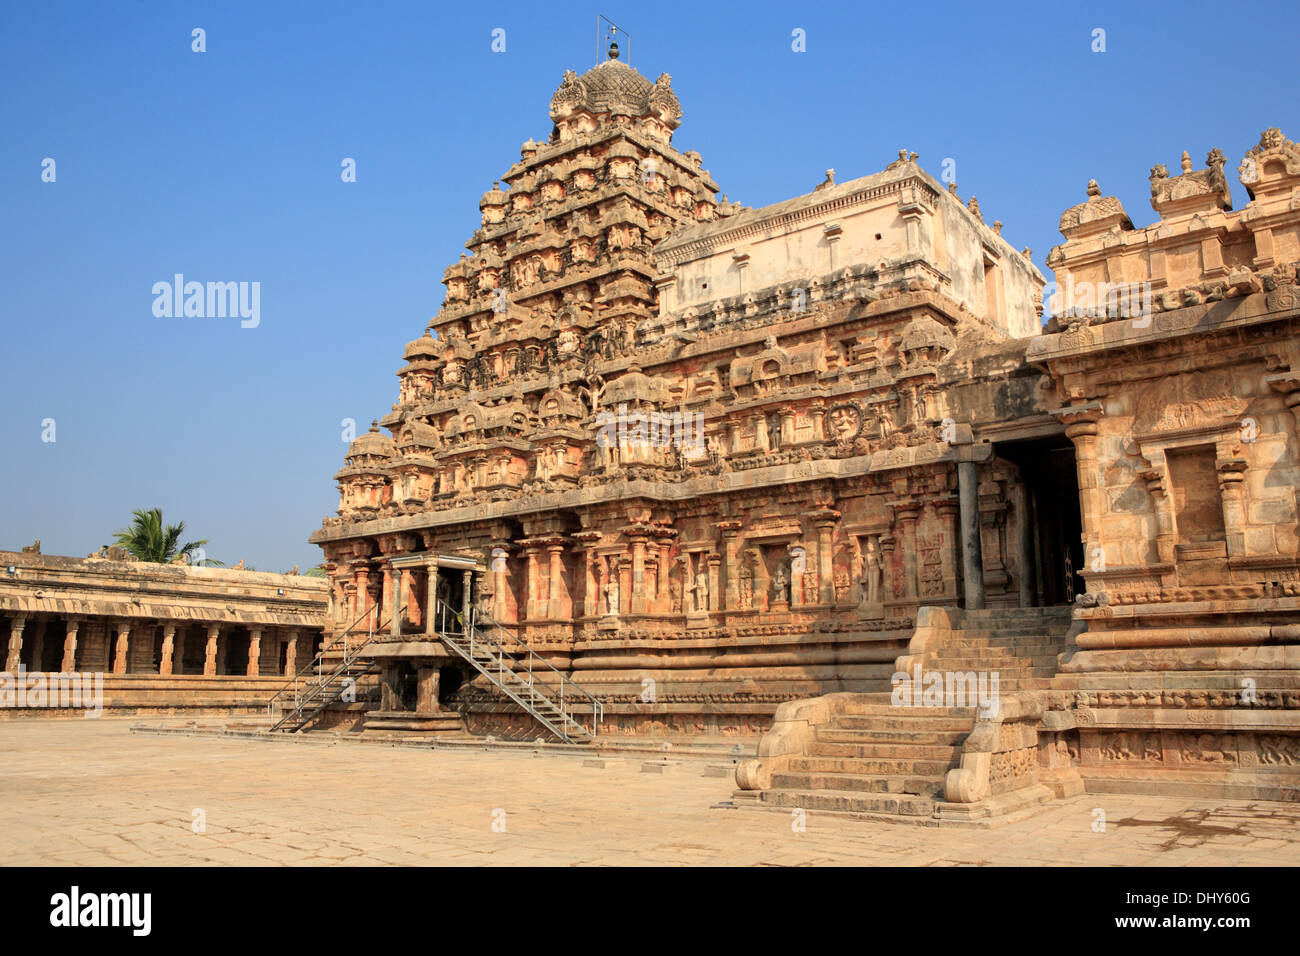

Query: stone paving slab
0;719;1298;866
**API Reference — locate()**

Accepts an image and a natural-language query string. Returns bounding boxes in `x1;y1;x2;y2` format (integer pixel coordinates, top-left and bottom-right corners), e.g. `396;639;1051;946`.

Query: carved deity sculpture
694;568;709;613
772;564;790;604
767;414;782;451
877;405;895;439
605;575;620;616
862;537;882;606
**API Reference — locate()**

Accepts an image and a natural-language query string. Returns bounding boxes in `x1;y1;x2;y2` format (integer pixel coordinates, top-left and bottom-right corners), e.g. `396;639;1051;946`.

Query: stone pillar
809;402;827;442
462;569;474;626
815;521;836;605
524;545;541;620
752;412;768;453
1012;482;1035;608
354;566;372;624
204;624;220;676
431;561;447;634
707;554;722;612
618;557;632;615
935;498;961;600
159;623;177;676
718;521;743;610
27;620;45;672
656;539;673;612
284;631;299;675
1218;457;1249;558
381;565;395;634
879;535;897;600
895;503;922;601
388;564;402;637
546;544;565;620
173;626;187;675
5;616;25;672
957;460;986;611
112;621;131;675
490;544;511;622
246;627;262;677
61;618;80;673
630;536;648;614
1058;405;1104;572
583;550;598;617
416;665;440;714
780;406;797;447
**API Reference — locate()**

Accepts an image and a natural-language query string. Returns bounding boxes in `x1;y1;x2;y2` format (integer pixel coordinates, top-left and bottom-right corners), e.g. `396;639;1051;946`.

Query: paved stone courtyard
1;719;1298;866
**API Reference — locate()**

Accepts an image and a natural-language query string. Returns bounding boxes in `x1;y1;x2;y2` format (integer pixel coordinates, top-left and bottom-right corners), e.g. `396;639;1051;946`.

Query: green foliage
111;508;217;565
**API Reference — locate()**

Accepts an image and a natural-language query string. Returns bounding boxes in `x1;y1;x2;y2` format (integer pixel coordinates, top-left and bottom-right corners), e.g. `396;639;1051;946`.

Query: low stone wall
0;673;288;719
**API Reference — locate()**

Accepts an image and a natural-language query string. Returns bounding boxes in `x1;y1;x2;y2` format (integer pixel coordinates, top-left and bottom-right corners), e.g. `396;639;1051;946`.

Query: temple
286;49;1300;813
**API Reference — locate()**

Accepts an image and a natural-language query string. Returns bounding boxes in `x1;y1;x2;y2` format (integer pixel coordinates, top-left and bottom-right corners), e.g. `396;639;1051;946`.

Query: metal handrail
266;603;378;712
432;597;603;739
266;606;385;729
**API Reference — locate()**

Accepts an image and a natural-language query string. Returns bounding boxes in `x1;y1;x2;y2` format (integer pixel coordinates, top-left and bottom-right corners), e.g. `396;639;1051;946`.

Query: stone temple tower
414;45;725;403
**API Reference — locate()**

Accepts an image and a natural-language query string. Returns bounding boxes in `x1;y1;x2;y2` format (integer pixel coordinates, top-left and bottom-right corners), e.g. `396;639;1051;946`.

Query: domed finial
608;38;620;60
369;419;379;432
1086;179;1101;198
1180;150;1193;173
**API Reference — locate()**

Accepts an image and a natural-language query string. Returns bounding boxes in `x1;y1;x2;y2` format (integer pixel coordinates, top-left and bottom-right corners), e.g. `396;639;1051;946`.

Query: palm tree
112;508;219;565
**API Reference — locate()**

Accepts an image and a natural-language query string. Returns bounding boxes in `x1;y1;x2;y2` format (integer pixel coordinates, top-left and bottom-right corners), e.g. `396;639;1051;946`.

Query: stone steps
935;642;1066;658
741;610;1074;823
922;661;1059;678
835;713;975;731
757;787;937;817
924;654;1059;668
797;750;959;775
809;735;961;759
815;726;968;745
770;771;945;796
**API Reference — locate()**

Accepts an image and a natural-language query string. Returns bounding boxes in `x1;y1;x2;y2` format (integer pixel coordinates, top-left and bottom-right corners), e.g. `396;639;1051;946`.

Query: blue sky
1;0;1296;571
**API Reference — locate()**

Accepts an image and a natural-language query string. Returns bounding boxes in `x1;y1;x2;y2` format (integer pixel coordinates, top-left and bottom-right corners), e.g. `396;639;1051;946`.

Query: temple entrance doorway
996;435;1084;606
431;568;466;631
438;665;463;706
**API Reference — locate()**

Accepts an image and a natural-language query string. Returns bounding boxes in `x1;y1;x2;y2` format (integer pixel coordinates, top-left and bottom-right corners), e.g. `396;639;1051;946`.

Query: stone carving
604;575;620;616
693;567;709;613
828;403;862;445
771;564;789;604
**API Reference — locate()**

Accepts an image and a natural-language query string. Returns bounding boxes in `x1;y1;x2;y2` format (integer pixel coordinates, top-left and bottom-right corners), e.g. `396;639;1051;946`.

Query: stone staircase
922;606;1074;691
735;605;1076;822
746;694;978;818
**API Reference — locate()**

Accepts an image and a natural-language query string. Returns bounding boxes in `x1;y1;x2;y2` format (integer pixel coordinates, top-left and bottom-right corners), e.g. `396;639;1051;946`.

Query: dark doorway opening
225;627;249;676
433;569;466;631
151;626;165;673
996;434;1084;606
438;665;463;705
42;621;66;672
396;662;418;710
182;626;206;674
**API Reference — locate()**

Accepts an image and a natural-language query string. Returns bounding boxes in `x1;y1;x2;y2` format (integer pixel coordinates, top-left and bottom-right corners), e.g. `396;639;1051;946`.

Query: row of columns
3;616;302;676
